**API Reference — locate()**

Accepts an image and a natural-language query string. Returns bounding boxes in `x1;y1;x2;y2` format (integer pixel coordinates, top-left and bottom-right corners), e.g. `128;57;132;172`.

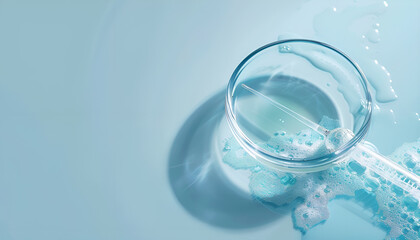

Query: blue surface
0;0;418;239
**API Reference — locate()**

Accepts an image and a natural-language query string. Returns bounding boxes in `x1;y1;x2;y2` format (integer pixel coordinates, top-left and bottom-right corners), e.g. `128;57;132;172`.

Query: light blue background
0;1;303;239
0;0;418;239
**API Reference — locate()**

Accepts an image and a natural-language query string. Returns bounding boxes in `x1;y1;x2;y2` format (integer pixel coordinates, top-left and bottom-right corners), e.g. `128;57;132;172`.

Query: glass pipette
241;83;420;199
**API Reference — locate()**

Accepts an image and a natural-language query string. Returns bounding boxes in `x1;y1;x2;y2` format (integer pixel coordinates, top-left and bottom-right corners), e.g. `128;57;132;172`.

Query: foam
325;128;354;151
222;117;420;239
263;115;342;159
265;129;326;159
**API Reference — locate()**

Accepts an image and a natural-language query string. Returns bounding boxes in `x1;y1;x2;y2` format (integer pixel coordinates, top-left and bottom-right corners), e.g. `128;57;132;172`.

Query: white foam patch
222;119;420;239
265;129;327;159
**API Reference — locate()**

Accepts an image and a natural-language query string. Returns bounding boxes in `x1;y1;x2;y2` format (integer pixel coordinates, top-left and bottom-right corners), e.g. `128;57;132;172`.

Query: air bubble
402;196;419;212
348;160;366;175
325;128;354;151
279;45;291;53
223;142;231;152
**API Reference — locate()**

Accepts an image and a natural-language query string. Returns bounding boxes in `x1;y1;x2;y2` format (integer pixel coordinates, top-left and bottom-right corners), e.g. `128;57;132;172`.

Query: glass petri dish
225;39;372;172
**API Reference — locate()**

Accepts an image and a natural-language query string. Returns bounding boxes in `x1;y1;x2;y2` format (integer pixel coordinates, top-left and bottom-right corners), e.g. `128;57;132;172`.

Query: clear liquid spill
284;0;420;153
312;0;397;104
275;0;420;151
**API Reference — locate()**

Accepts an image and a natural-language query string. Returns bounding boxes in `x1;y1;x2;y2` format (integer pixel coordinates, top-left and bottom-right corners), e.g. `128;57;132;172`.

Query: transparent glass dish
225;39;371;172
217;39;419;239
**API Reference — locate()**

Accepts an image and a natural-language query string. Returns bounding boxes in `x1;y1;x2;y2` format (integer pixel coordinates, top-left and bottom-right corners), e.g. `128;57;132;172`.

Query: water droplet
367;28;381;43
360;58;398;102
223;142;231;151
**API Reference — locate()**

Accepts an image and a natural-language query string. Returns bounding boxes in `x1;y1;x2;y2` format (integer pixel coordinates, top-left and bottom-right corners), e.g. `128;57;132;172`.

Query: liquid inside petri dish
234;74;341;159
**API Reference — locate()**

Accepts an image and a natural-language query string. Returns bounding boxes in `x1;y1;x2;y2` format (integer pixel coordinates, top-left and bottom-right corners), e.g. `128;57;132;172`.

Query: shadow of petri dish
167;90;283;229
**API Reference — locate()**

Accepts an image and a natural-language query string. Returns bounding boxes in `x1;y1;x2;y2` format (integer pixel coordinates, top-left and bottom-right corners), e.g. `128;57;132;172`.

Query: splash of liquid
312;0;397;103
278;45;366;115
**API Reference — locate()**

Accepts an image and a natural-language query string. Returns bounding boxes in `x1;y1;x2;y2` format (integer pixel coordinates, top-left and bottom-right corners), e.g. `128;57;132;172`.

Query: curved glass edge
225;39;372;171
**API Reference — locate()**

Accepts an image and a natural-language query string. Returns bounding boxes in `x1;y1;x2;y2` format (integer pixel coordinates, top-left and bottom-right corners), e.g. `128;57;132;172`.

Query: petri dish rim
225;39;372;170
